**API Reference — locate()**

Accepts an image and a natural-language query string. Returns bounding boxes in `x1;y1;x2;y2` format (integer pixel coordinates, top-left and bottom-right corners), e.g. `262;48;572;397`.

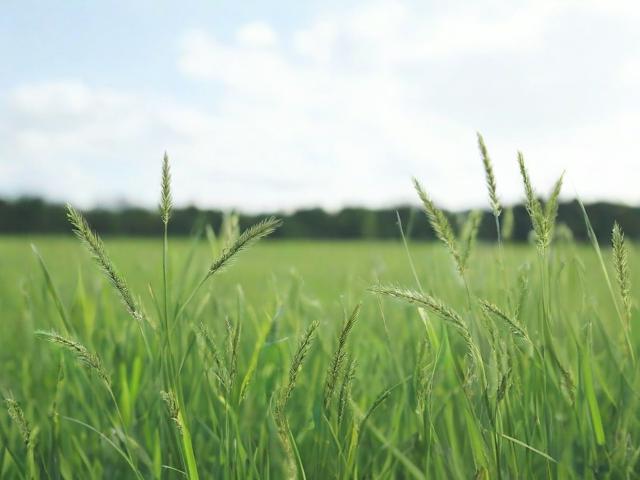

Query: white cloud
236;21;278;48
3;0;640;211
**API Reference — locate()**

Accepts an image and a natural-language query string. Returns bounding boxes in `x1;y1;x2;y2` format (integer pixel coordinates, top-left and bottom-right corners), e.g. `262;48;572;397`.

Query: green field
1;152;639;479
2;229;639;479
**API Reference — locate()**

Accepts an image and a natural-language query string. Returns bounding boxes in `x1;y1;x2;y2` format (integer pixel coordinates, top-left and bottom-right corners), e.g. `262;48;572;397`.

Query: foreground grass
2;147;640;478
1;235;638;478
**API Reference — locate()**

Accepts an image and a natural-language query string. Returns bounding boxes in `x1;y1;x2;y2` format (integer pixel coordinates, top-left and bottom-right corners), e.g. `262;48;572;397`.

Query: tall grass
2;141;639;478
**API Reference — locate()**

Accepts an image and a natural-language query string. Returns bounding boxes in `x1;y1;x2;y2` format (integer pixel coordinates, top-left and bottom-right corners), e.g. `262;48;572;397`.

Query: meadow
1;149;639;479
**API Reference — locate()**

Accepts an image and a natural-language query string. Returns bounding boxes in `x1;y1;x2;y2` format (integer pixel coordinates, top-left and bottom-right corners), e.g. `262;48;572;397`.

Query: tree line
1;196;638;242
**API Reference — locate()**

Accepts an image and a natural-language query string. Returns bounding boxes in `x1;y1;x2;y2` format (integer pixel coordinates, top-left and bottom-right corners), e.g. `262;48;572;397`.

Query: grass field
1;234;638;479
2;154;640;479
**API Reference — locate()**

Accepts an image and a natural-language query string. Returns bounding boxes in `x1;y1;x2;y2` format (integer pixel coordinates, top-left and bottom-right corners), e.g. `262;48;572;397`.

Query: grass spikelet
36;330;110;386
160;152;172;226
460;210;483;271
220;212;240;249
413;178;462;273
478;299;530;343
160;390;183;435
196;322;229;392
274;320;319;479
323;304;360;412
545;173;564;227
277;320;319;413
477;133;501;217
337;356;356;427
612;222;632;327
496;368;511;404
370;285;480;376
5;397;32;447
502;207;514;242
66;204;144;323
517;152;545;250
225;316;241;392
370;285;469;337
206;217;282;280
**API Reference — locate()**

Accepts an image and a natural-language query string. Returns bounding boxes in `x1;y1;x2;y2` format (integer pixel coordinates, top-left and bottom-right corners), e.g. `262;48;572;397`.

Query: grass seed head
206;217;282;280
323;304;360;411
5;397;32;447
66;204;144;324
459;210;483;271
477;132;501;217
160;390;183;435
36;331;110;386
413;178;463;274
612;222;632;326
160;152;173;225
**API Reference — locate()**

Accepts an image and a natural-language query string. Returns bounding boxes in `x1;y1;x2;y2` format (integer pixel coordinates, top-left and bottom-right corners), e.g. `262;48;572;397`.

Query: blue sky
2;1;640;212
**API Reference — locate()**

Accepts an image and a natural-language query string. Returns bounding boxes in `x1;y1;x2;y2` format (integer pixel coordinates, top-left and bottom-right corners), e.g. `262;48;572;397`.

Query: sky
1;0;640;212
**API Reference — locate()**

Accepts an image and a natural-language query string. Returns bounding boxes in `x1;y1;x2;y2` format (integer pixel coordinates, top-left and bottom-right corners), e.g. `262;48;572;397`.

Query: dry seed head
36;331;110;386
160;152;172;225
477;133;501;217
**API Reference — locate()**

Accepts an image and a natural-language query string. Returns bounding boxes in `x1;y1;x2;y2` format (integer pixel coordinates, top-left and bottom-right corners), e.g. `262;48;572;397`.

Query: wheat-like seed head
477;133;501;217
496;368;511;403
196;322;229;392
160;152;172;225
543;172;565;247
612;222;632;326
36;331;110;386
413;178;462;273
277;320;319;413
66;204;144;324
459;210;483;271
369;285;478;371
337;356;356;427
371;285;465;329
206;217;282;280
5;397;32;447
478;299;530;343
545;173;564;224
160;390;183;435
273;320;319;480
323;304;360;411
517;152;547;250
